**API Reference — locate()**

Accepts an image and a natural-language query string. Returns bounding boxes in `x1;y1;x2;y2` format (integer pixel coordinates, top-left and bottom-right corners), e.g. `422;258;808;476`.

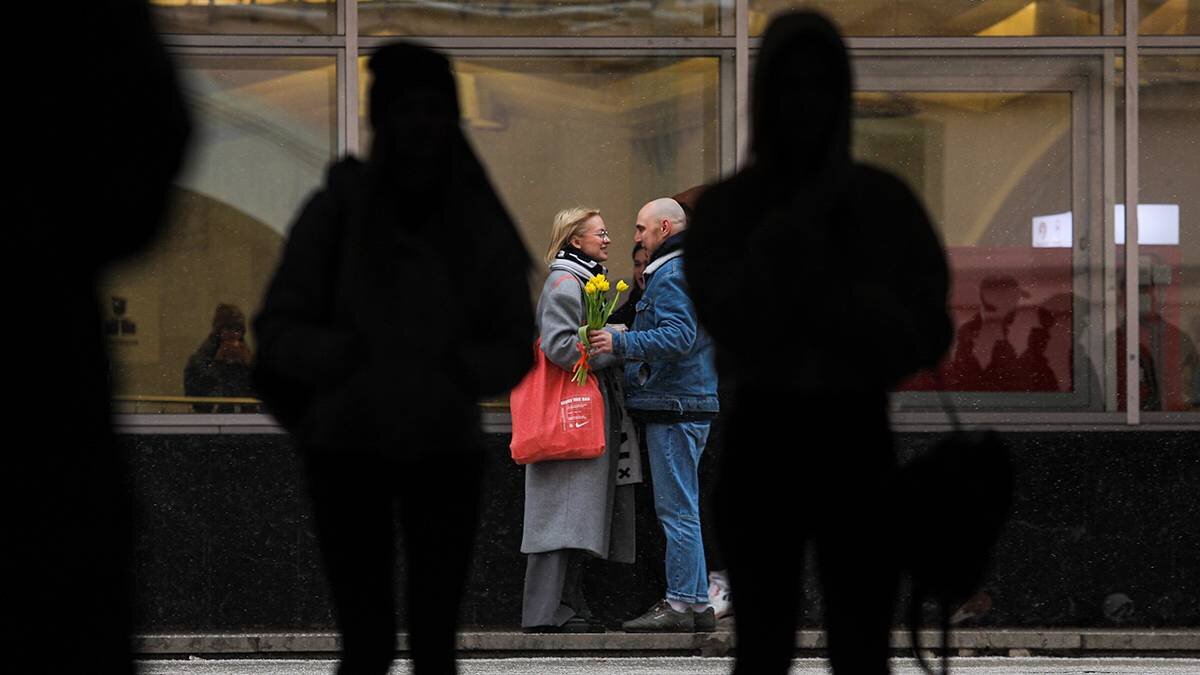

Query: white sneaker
707;576;733;619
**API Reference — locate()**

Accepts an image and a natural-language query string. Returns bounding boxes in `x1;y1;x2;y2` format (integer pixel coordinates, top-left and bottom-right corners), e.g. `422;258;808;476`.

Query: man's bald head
635;197;686;257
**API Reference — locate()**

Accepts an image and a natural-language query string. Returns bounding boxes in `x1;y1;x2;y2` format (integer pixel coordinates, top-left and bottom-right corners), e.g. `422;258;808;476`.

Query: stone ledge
133;630;1200;657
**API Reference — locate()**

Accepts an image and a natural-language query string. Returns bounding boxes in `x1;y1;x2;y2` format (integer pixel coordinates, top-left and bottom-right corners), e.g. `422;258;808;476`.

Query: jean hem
665;592;710;604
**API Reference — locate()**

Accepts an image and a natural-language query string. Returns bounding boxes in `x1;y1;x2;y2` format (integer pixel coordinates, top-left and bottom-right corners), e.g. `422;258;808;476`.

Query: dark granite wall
121;430;1199;632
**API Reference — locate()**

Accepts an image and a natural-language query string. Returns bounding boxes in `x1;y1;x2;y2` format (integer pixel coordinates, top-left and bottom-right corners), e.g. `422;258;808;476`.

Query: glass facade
752;0;1108;36
1138;1;1199;34
152;0;338;34
864;90;1078;396
358;55;722;286
359;0;723;36
1130;55;1200;410
113;1;1198;424
106;55;337;412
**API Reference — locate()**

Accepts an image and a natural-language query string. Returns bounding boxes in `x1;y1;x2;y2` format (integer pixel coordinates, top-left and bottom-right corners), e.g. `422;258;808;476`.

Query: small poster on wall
101;288;160;365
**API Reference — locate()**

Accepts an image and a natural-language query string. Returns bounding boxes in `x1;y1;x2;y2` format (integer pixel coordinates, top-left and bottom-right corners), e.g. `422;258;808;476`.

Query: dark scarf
555;245;607;278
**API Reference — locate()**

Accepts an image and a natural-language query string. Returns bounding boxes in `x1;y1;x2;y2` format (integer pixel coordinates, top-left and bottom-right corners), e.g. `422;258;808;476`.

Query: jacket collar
644;232;685;278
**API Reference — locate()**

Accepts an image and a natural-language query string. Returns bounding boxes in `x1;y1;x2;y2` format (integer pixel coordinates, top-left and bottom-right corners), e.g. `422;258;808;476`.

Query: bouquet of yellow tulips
571;273;630;385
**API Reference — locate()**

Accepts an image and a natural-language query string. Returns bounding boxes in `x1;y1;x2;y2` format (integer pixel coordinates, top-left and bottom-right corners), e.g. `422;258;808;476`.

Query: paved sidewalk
137;657;1200;675
135;630;1200;657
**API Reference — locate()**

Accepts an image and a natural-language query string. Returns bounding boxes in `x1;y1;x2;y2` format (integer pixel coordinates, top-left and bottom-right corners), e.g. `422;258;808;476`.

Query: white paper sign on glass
1032;211;1074;248
1027;210;1075;247
1115;204;1180;245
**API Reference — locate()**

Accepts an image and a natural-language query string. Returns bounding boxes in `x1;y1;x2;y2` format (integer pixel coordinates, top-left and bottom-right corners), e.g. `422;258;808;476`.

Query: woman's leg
561;550;594;620
522;550;577;627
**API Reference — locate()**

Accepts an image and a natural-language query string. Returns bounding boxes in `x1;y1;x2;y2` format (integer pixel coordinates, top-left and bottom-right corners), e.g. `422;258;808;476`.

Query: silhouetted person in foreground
686;12;952;674
253;43;534;675
185;303;257;412
16;2;191;674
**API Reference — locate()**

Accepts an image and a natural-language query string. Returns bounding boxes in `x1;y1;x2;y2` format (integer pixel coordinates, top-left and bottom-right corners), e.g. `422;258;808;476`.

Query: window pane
1139;0;1200;35
151;0;336;35
1133;55;1200;411
869;90;1086;399
359;55;723;289
359;0;721;36
105;56;337;412
751;0;1105;36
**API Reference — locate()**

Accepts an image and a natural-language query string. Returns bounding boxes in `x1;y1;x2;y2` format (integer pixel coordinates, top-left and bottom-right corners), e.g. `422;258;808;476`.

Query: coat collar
644;232;685;278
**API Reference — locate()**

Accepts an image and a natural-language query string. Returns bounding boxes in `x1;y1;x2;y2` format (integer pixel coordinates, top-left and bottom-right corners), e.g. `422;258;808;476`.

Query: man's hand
588;329;614;355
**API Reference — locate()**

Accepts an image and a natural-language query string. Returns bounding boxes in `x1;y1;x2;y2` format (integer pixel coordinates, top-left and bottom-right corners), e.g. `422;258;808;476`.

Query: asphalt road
137;657;1200;674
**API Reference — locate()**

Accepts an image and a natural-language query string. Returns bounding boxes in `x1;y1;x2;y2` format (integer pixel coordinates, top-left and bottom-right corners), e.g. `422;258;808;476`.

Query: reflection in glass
104;56;337;410
751;0;1104;36
860;92;1078;393
359;0;719;36
1126;55;1200;411
359;56;722;286
151;0;336;35
1138;0;1199;35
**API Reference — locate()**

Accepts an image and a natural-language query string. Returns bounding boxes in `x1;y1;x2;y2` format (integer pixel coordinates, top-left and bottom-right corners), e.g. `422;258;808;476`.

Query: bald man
589;198;720;632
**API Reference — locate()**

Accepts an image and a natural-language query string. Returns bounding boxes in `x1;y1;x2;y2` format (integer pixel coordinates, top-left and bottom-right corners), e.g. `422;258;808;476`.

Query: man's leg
644;421;710;604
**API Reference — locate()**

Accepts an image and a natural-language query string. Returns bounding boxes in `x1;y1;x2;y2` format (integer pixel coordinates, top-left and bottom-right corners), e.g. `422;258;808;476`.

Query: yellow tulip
617;280;630;292
585;281;599;295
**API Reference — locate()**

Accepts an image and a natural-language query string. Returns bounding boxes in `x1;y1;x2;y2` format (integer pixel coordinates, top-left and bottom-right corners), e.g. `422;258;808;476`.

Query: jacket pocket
633;297;653;330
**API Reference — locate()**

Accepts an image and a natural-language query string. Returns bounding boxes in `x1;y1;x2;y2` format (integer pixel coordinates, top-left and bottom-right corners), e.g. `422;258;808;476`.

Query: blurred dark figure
1013;307;1059;392
948;276;1021;390
673;185;733;619
253;42;534;675
15;2;191;674
946;277;1061;392
1116;276;1200;411
686;12;951;675
185;303;257;412
608;242;647;327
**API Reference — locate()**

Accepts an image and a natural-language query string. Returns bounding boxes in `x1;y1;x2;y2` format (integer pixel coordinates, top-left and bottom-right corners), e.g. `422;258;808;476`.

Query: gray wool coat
520;262;636;563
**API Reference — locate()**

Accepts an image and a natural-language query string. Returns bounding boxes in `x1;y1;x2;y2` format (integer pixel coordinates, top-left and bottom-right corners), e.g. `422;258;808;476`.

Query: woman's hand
588;329;614;355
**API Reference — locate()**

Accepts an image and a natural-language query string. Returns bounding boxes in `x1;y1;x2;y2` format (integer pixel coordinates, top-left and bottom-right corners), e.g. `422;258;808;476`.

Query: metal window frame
1124;0;1141;424
125;0;1200;434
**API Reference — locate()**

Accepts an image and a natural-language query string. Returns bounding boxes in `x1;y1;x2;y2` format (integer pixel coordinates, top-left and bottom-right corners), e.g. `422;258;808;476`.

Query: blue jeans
644;420;711;604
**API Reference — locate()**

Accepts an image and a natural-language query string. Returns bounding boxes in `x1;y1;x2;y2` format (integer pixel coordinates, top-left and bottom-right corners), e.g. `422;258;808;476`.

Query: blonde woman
520;207;635;633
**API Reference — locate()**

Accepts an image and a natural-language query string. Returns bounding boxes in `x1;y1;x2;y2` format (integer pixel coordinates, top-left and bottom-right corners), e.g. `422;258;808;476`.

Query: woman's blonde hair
545;207;601;264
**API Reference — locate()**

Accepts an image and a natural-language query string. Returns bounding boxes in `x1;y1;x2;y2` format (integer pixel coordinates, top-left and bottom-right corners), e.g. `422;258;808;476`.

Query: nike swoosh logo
574;421;590;428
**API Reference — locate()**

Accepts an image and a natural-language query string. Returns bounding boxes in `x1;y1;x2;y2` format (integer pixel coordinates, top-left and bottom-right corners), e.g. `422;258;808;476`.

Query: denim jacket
610;234;719;419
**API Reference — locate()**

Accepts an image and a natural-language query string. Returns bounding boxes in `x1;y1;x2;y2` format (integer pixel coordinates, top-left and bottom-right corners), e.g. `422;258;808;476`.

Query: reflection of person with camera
184;303;257;412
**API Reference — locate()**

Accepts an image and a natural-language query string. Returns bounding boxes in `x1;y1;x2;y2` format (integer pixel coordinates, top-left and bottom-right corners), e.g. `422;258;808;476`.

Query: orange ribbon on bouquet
572;340;591;385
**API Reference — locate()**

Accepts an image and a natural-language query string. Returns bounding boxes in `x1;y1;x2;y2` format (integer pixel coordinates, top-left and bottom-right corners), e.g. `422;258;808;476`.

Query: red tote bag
509;340;606;465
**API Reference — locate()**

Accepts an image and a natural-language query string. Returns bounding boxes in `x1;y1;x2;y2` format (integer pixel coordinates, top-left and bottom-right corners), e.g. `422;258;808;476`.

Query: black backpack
894;398;1014;675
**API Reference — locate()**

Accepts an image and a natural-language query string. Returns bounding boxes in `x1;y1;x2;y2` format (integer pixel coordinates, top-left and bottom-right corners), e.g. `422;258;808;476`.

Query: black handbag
894;390;1014;675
